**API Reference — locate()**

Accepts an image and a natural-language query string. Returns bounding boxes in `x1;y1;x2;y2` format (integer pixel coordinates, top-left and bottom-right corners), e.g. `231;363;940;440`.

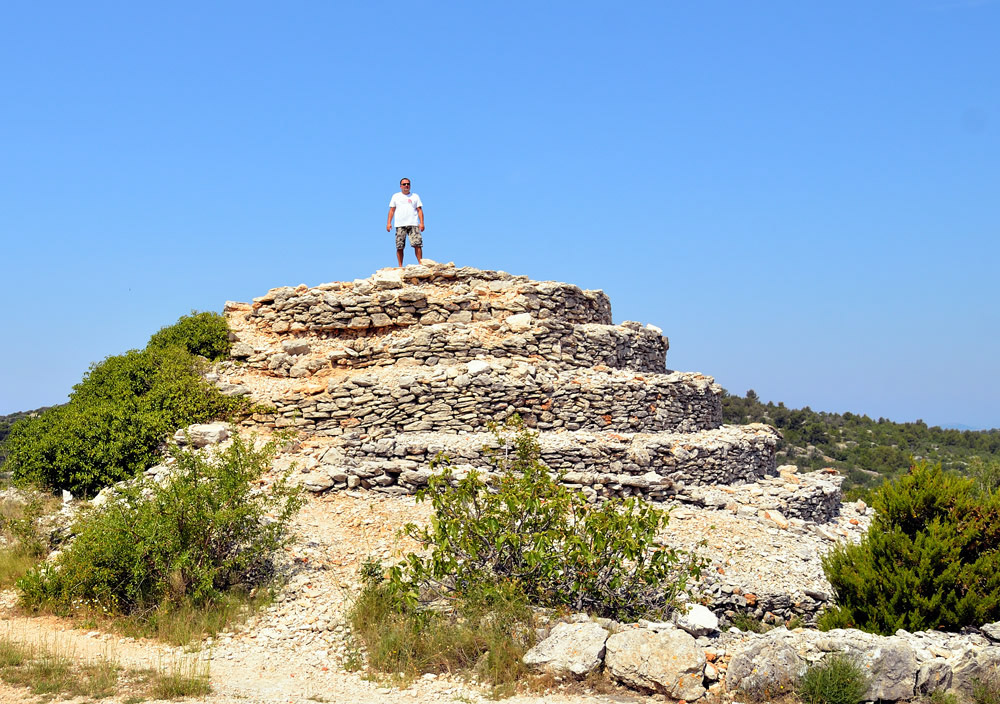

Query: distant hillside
722;389;1000;498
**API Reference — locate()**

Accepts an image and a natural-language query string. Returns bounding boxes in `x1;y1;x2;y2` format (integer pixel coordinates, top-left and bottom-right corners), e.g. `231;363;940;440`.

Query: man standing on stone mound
386;177;424;266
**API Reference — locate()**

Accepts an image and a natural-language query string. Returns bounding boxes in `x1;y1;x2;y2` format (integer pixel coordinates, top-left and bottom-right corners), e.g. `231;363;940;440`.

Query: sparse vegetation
0;491;54;587
350;417;705;692
16;435;301;643
350;570;533;696
0;634;210;700
973;666;1000;704
821;461;1000;634
798;653;869;704
728;612;772;633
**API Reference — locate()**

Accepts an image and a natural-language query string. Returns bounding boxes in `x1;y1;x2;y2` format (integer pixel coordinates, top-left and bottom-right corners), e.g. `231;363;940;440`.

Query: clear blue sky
2;1;998;429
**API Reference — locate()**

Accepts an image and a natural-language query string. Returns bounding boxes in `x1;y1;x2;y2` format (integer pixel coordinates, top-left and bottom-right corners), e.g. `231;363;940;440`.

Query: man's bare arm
417;206;424;231
386;207;395;232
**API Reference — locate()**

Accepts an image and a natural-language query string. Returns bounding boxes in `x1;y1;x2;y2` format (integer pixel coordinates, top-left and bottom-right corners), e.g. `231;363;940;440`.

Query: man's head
400;178;411;194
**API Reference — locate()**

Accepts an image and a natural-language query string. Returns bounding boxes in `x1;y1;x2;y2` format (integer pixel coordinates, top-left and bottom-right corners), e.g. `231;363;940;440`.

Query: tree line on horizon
722;389;1000;498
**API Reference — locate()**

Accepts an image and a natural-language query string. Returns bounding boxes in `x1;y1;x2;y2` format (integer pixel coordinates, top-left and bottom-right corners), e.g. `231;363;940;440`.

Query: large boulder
605;627;706;700
860;639;918;702
173;423;229;448
372;269;404;290
982;622;1000;642
522;621;608;677
949;646;1000;696
673;603;719;637
726;637;804;701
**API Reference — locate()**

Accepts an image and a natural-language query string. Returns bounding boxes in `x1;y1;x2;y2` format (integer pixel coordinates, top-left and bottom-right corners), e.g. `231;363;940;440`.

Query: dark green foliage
4;344;246;495
798;654;869;704
821;461;1000;634
17;435;301;615
389;417;704;621
147;311;231;360
0;407;56;467
722;389;1000;497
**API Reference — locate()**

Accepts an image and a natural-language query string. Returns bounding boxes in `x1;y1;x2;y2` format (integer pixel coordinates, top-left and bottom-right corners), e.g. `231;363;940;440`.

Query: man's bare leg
414;246;423;264
396;248;405;267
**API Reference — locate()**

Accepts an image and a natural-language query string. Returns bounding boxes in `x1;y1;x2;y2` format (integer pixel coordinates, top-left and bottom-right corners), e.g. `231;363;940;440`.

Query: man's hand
419;224;425;232
386;224;392;232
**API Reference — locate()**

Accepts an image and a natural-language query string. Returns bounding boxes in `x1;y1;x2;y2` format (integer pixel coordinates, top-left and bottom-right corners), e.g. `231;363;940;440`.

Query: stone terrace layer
248;265;613;335
252;362;723;437
331;424;780;496
232;318;669;374
221;262;794;507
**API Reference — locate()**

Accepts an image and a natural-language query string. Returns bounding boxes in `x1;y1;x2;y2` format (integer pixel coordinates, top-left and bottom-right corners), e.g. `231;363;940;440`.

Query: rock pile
208;261;1000;702
219;261;782;504
521;614;1000;702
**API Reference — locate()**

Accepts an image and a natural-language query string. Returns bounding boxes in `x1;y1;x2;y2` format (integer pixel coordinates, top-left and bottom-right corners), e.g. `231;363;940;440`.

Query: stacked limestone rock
521;612;1000;702
211;262;1000;701
218;261;789;508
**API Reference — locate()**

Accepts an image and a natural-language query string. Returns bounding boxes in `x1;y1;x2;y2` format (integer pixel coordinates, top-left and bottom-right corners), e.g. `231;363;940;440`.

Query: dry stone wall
222;262;799;515
261;364;723;436
233;319;668;374
332;424;779;497
248;266;613;335
680;468;844;523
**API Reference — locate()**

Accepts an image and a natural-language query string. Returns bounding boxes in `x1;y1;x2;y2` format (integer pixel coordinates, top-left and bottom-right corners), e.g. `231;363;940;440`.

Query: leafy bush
147;311;231;361
821;461;1000;634
798;654;869;704
17;434;301;616
390;417;704;621
4;344;245;495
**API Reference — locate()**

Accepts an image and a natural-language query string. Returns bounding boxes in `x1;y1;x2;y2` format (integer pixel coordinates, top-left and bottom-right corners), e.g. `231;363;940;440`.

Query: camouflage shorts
395;225;422;249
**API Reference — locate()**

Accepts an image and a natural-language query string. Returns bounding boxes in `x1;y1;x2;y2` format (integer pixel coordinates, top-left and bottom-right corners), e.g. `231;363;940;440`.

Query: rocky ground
1;464;871;704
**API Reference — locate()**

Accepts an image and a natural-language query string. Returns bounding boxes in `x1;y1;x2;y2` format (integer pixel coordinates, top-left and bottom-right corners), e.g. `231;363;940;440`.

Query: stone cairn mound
218;261;841;523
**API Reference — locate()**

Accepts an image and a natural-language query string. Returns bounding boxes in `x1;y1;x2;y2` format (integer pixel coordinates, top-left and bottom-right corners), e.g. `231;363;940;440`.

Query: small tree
389;417;704;621
5;316;246;495
821;461;1000;634
147;311;232;360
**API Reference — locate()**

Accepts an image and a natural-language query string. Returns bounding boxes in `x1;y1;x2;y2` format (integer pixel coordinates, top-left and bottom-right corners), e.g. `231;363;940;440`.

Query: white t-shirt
389;191;423;227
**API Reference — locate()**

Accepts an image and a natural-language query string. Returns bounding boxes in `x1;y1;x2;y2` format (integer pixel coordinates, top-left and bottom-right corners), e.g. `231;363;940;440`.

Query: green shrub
798;653;869;704
822;461;1000;634
147;311;231;360
17;434;301;616
390;417;704;621
4;345;245;495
